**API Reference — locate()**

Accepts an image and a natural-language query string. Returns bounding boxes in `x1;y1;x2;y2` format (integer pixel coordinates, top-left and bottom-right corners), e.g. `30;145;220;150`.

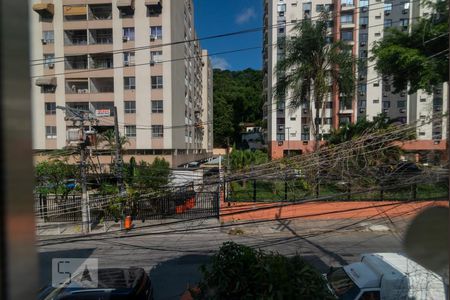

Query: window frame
124;76;136;90
151;125;164;138
151;100;163;113
124;101;136;114
125;125;136;138
151;76;163;89
45;102;56;115
45;126;57;139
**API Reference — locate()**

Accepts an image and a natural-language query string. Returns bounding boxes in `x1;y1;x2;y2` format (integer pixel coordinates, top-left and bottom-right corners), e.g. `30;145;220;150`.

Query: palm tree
98;129;129;164
275;14;356;151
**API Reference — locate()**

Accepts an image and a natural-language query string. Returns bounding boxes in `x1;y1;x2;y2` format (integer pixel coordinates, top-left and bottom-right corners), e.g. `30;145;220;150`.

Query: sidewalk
220;200;448;223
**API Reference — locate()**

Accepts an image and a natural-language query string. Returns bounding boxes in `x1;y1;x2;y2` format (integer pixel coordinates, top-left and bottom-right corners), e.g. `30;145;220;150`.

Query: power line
30;0;425;65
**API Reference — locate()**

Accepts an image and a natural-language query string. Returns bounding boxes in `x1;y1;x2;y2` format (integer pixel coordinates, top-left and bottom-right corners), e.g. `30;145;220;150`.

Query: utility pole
57;106;98;234
113;106;125;195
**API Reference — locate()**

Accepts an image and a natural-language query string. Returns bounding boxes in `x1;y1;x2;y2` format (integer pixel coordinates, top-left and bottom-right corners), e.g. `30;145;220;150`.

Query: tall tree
275;15;357;149
213;69;263;147
371;0;448;93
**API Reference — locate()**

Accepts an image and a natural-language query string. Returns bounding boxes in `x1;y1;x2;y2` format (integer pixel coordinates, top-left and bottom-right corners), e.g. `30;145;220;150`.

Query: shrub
193;242;333;299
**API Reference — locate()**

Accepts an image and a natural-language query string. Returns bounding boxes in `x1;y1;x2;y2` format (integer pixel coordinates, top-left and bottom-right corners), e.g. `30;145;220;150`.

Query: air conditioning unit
278;125;284;131
384;10;391;15
302;141;309;145
359;75;366;80
383;108;388;113
402;9;409;14
400;92;406;97
436;89;441;95
360;24;367;29
41;39;47;45
48;63;54;69
383;93;388;97
122;36;129;42
361;6;368;12
124;61;129;66
150;60;155;66
150;35;156;41
435;106;442;112
359;108;365;113
359;91;366;96
303;108;308;113
360;41;366;47
399;109;406;113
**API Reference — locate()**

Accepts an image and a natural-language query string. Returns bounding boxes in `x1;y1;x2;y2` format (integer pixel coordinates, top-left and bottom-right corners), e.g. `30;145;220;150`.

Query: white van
325;253;448;300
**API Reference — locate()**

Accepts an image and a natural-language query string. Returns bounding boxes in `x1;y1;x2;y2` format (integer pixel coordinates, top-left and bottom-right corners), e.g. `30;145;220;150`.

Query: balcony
117;0;134;17
63;5;87;21
90;78;114;93
341;1;355;11
66;79;89;94
64;30;88;46
89;54;113;69
88;4;112;20
89;29;113;45
65;55;88;70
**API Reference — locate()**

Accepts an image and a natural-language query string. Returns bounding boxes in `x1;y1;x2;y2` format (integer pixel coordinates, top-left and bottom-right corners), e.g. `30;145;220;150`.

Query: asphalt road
38;217;406;300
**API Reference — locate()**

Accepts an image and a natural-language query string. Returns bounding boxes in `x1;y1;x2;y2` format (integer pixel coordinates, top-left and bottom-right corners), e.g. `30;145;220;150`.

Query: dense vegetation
213;69;263;147
192;242;333;299
372;0;448;93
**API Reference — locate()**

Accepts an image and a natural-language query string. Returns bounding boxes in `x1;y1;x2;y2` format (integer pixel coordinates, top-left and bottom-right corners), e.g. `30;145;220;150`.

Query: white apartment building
31;0;213;167
263;0;447;160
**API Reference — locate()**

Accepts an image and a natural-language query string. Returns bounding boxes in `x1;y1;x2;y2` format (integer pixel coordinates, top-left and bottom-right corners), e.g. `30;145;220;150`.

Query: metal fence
35;191;220;223
225;178;449;203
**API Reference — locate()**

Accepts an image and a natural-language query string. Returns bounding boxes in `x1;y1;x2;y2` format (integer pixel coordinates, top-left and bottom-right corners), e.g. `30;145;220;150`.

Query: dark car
39;267;153;300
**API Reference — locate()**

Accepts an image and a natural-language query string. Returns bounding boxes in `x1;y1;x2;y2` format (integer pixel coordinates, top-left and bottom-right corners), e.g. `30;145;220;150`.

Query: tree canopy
372;0;448;93
213;68;263;147
275;15;357;146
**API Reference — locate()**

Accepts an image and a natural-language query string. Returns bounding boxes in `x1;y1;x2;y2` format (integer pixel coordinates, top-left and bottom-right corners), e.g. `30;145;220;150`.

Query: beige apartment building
31;0;213;167
263;0;447;161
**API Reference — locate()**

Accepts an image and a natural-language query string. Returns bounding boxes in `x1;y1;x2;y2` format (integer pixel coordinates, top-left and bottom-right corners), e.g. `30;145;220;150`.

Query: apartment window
360;0;368;7
400;19;409;28
384;3;393;12
360;50;368;58
342;0;354;6
151;125;164;138
41;85;56;93
384;19;392;28
383;101;391;109
151;76;163;89
150;26;162;40
340;14;353;24
359;33;369;42
341;31;353;41
359;100;367;107
45;126;57;139
403;2;410;10
325;102;333;109
122;27;135;41
124;101;136;114
42;31;54;44
316;4;324;12
151;100;163;113
358;84;367;95
360;17;368;27
45;102;56;115
123;51;135;66
324;118;332;125
125;125;136;137
397;100;406;108
277;133;285;141
277;3;286;13
44;54;55;69
150;50;163;62
124;77;135;90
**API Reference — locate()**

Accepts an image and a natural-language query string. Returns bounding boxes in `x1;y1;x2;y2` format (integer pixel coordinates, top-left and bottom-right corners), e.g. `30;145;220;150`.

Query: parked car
38;267;153;300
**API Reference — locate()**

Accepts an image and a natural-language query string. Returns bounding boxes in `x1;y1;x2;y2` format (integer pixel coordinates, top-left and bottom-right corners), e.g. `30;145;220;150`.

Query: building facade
263;0;447;160
31;0;213;167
